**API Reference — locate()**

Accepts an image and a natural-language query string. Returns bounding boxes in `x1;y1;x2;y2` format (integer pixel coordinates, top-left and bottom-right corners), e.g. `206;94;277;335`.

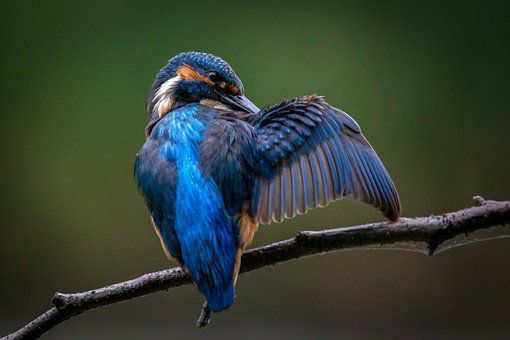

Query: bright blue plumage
170;106;236;311
136;104;241;311
134;52;401;317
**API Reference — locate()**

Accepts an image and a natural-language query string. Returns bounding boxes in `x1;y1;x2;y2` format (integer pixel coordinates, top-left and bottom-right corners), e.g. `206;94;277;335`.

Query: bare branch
3;197;510;339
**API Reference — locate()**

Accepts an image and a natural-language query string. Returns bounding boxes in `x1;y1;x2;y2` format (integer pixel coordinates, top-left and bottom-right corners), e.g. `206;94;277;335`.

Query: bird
134;52;400;315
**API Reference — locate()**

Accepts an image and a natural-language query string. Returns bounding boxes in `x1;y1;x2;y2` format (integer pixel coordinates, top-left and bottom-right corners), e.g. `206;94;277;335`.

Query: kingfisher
134;52;400;314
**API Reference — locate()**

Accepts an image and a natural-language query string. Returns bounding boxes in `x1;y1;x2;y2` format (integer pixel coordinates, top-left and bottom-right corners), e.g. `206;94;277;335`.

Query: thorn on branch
473;195;486;206
427;240;439;256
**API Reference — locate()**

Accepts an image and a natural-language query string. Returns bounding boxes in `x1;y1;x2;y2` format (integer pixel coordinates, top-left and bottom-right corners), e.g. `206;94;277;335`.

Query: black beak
219;94;259;113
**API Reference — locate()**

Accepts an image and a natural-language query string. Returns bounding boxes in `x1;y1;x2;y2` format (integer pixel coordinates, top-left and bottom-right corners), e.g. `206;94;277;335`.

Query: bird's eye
207;71;222;83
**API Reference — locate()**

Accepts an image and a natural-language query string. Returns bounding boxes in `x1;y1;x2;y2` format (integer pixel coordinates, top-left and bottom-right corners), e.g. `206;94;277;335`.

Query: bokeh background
1;1;509;339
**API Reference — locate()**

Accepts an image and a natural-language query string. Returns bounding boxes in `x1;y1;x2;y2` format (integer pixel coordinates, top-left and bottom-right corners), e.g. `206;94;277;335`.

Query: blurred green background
1;1;509;339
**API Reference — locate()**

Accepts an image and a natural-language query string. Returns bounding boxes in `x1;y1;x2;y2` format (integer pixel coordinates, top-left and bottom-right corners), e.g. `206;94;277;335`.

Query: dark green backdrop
1;1;509;338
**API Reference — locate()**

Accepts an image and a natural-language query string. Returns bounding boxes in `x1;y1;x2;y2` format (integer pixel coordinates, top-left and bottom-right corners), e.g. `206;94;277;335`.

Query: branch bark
3;196;510;339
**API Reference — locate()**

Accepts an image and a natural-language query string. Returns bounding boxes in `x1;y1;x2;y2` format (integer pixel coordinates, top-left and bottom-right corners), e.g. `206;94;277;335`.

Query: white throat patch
152;75;181;117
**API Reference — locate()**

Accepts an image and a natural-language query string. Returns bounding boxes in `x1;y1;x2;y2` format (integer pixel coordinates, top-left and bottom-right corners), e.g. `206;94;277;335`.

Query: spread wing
249;95;400;224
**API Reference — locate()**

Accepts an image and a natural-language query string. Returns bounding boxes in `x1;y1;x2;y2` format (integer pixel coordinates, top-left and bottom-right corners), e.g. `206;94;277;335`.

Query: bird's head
147;52;258;123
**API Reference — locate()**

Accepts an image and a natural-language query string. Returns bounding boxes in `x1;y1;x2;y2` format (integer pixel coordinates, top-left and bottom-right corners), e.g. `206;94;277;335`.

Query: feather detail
249;95;401;224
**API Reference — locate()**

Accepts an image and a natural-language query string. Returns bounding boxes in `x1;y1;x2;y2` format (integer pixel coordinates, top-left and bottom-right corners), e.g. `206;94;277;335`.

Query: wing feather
281;161;294;219
291;157;305;215
299;153;314;215
321;140;341;198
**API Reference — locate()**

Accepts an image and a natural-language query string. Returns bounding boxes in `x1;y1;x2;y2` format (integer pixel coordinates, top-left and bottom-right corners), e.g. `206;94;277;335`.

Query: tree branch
3;196;510;339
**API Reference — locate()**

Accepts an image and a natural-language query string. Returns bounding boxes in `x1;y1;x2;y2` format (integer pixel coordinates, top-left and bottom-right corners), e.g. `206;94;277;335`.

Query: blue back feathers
136;104;239;311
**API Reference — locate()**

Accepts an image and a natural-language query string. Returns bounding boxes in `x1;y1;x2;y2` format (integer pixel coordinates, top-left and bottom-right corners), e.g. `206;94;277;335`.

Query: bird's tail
199;279;235;312
188;252;235;312
177;217;237;312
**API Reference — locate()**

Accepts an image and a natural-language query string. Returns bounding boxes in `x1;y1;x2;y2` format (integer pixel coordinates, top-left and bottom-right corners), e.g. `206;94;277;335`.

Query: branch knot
296;231;313;244
51;293;68;309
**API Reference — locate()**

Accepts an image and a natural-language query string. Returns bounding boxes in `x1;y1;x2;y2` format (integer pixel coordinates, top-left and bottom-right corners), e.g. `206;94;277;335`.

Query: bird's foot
196;302;212;328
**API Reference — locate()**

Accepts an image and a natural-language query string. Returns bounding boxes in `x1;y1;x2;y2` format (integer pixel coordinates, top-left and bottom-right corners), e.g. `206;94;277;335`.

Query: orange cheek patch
227;84;241;95
177;64;241;95
178;64;213;85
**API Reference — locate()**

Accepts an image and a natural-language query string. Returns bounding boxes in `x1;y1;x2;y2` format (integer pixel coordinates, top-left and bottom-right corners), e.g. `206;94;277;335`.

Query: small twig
3;197;510;339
